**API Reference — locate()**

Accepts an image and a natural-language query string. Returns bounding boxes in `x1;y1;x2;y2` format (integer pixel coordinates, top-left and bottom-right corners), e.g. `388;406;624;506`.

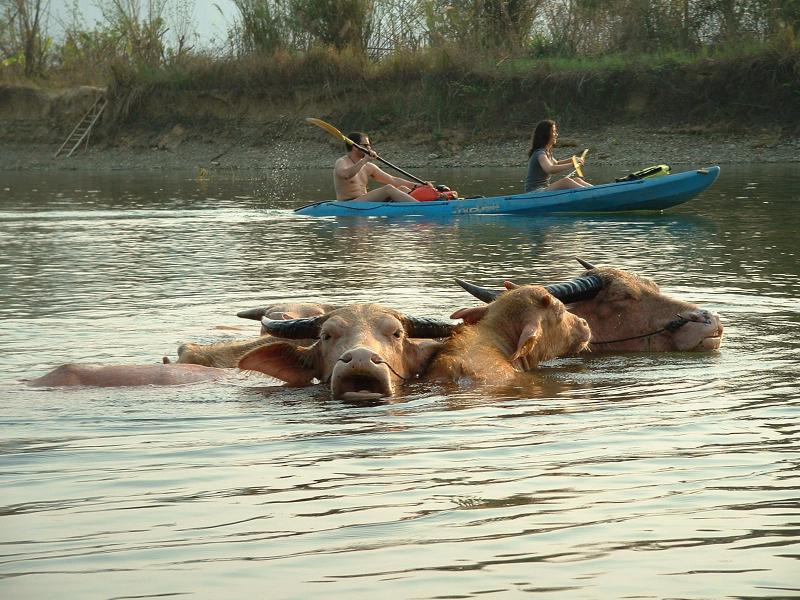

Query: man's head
346;132;370;152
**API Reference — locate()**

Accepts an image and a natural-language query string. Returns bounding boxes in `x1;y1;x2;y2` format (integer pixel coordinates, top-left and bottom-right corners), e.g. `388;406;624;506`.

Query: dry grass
11;43;794;136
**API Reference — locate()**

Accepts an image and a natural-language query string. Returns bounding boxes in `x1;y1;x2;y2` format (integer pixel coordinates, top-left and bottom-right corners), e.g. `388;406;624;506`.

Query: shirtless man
334;132;428;202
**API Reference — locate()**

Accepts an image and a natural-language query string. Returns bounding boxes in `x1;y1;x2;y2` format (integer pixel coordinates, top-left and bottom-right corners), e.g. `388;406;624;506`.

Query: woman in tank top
524;120;592;193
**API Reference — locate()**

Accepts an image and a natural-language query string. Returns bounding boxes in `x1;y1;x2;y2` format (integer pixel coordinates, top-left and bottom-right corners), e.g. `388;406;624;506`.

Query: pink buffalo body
28;304;451;392
28;363;230;387
163;302;338;367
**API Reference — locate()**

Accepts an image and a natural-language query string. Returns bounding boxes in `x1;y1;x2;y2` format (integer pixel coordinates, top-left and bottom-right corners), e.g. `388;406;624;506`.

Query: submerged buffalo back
171;336;284;368
28;363;228;387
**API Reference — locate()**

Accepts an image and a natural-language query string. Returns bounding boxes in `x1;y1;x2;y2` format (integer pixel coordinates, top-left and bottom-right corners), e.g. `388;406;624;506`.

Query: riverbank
3;123;799;174
2;80;798;173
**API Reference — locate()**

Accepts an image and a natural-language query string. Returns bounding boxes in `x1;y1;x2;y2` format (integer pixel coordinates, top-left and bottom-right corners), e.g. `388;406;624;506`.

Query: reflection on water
0;164;798;598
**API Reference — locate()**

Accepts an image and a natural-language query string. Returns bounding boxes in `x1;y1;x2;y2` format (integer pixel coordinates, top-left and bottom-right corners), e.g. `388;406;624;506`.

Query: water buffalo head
456;258;723;352
451;285;591;364
236;302;339;335
238;304;455;401
426;285;591;383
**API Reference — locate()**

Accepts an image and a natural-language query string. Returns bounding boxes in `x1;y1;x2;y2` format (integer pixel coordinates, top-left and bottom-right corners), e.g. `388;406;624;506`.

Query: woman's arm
537;153;575;175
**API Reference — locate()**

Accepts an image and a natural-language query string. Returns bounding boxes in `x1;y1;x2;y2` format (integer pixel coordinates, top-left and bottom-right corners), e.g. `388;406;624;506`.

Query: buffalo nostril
340;353;353;363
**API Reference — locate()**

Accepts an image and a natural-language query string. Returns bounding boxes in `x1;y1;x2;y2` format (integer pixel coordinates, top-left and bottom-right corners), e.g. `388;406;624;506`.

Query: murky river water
1;164;798;598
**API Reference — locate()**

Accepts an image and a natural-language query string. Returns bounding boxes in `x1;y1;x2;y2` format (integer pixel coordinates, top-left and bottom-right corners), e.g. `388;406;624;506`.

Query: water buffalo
425;285;591;383
456;258;723;352
28;363;231;387
236;302;339;335
28;304;451;391
164;336;282;368
238;304;454;401
163;302;337;367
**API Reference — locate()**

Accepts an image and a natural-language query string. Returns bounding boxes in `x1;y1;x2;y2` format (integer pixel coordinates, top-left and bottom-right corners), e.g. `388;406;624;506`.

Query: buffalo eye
392;329;403;339
320;332;332;341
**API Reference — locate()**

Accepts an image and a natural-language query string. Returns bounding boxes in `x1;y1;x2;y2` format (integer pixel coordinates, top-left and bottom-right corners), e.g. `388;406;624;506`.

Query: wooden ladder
54;94;108;158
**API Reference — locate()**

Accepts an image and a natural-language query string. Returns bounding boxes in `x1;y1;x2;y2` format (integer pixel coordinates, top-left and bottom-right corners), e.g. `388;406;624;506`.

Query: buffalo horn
260;316;322;339
456;275;604;304
404;316;457;339
545;274;604;302
237;307;268;321
454;278;501;302
575;257;597;270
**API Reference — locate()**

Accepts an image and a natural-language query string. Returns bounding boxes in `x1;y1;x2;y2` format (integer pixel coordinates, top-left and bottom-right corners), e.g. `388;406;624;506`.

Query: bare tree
0;0;51;76
96;0;169;66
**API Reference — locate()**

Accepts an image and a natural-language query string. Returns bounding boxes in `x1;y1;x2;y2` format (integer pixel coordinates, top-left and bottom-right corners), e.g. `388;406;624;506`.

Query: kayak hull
294;166;720;218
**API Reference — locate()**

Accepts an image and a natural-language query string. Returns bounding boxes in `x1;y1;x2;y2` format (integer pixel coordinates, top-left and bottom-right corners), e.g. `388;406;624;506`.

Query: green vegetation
2;0;799;134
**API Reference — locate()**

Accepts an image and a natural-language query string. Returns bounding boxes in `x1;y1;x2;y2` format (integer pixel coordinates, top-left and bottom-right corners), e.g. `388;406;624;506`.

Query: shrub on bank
100;43;799;136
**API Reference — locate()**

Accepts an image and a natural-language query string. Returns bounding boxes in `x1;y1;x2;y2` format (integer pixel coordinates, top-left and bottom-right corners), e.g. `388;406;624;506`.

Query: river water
1;164;798;598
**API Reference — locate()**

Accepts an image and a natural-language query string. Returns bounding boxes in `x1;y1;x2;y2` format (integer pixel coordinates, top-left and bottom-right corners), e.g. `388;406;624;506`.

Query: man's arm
369;164;429;188
335;154;374;180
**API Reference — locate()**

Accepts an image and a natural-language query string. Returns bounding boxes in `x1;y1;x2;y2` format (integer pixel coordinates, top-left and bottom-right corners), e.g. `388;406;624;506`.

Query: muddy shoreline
3;124;798;175
2;80;798;174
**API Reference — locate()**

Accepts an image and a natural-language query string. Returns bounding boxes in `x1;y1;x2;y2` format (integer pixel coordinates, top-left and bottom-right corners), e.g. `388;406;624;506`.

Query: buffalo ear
405;339;445;376
263;311;292;320
450;305;488;324
511;321;543;361
238;342;317;386
503;280;520;290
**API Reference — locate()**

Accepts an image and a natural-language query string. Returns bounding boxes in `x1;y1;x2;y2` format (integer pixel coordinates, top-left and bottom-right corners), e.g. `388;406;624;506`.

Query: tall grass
3;0;796;135
99;41;799;136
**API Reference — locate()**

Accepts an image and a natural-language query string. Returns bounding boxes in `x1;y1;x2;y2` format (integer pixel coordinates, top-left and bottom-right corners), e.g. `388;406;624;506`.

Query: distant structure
54;91;107;158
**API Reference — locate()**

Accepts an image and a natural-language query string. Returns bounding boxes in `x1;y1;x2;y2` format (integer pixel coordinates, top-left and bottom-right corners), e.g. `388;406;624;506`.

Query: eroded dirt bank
1;84;798;173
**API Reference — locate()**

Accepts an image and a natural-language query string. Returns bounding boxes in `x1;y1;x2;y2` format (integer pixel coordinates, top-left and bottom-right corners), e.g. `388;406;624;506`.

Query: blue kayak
294;166;720;217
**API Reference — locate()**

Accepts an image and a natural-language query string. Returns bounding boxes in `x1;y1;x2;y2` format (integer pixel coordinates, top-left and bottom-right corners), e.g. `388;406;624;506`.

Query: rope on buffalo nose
322;357;411;383
590;314;690;345
374;359;412;380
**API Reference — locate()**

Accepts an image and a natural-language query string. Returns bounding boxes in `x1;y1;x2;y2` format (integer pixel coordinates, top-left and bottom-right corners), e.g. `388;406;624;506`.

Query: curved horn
237;307;268;321
457;276;603;304
455;278;502;302
260;316;322;339
404;316;457;339
546;274;604;303
575;257;597;270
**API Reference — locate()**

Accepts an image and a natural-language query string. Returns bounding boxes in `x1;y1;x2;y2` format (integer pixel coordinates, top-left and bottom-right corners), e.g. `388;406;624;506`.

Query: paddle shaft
349;141;427;186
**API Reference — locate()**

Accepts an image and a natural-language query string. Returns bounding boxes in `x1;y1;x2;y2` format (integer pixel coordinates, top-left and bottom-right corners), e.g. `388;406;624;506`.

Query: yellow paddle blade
305;117;355;146
572;148;588;178
572;155;584;178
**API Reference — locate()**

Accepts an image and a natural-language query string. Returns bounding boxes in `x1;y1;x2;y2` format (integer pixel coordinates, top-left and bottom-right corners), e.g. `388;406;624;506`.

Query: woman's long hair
527;120;555;157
